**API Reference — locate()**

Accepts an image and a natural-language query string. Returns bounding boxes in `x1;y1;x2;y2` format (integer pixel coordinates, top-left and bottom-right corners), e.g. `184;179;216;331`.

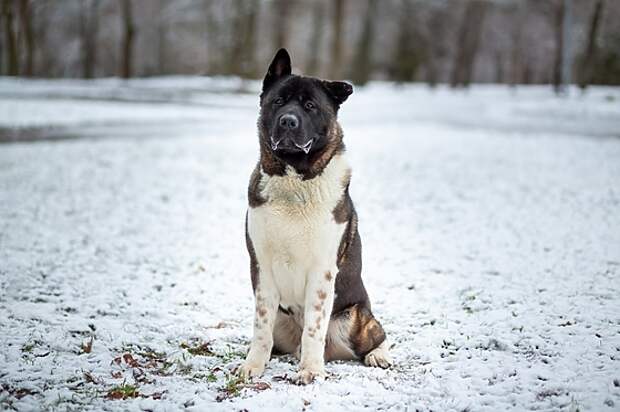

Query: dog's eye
304;101;315;110
274;98;284;106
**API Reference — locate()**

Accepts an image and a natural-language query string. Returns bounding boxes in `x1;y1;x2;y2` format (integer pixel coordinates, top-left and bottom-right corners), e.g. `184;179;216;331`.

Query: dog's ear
322;81;353;107
263;48;292;93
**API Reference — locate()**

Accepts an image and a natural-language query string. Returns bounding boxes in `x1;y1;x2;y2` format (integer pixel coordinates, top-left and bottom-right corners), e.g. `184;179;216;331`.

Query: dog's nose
278;114;299;130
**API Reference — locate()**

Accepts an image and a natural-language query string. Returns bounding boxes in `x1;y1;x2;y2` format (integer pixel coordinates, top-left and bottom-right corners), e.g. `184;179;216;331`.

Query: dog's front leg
239;274;279;379
297;269;336;384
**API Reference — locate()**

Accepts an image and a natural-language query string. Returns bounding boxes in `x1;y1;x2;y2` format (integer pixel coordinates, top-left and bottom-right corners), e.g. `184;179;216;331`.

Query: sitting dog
240;49;392;384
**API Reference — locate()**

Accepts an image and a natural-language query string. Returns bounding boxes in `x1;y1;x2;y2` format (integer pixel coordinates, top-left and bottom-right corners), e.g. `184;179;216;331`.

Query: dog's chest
248;156;349;307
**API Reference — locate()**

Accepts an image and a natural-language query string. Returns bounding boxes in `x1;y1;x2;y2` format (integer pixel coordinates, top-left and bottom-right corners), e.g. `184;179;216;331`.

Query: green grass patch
216;373;246;401
180;340;214;356
105;383;139;400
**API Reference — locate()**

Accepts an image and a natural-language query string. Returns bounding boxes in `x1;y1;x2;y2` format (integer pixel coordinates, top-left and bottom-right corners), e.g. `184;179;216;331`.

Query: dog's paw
237;360;265;380
294;367;326;385
363;344;393;369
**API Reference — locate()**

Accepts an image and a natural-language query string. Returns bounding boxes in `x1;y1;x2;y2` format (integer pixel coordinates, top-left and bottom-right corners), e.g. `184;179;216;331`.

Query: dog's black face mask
259;49;353;166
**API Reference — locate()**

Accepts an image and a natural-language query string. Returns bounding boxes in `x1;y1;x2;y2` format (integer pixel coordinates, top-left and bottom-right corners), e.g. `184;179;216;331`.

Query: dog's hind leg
272;310;302;358
363;340;392;368
325;304;392;368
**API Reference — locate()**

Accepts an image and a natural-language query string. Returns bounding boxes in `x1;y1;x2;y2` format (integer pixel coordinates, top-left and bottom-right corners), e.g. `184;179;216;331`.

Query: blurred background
1;0;619;90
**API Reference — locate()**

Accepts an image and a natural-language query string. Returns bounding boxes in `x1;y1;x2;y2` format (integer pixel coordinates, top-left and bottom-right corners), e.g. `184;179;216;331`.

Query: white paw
364;345;393;369
294;367;326;385
238;359;265;379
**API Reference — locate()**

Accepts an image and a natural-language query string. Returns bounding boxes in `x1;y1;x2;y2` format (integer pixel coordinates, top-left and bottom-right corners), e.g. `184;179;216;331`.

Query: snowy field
1;77;619;411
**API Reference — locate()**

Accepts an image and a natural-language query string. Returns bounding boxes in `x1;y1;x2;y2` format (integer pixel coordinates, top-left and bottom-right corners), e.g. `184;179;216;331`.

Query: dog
240;49;392;384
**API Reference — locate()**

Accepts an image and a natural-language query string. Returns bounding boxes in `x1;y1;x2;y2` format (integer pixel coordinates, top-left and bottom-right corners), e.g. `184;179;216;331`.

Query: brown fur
348;305;387;357
257;120;345;180
245;212;260;291
248;164;267;207
332;195;351;225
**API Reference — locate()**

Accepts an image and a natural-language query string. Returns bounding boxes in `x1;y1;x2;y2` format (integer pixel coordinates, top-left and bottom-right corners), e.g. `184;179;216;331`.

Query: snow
1;77;619;411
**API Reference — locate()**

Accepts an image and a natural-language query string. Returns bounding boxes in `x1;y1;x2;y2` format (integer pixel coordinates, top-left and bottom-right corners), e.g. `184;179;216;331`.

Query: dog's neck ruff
258;154;349;210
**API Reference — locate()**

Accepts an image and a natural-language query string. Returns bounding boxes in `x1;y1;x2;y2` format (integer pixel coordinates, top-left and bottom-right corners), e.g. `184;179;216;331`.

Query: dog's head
258;49;353;177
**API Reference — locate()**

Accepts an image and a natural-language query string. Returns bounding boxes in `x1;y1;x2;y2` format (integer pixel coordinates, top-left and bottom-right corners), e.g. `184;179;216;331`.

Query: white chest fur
247;155;350;308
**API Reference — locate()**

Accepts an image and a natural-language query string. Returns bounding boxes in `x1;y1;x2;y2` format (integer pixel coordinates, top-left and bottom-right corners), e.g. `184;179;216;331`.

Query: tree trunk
392;0;423;83
509;4;526;87
241;0;258;77
119;0;134;79
552;0;564;93
425;7;447;87
329;0;344;80
227;0;244;76
450;0;488;88
350;0;376;85
272;0;289;50
494;51;504;84
578;0;603;89
18;0;34;76
158;0;167;74
305;2;323;76
2;0;18;76
80;0;99;79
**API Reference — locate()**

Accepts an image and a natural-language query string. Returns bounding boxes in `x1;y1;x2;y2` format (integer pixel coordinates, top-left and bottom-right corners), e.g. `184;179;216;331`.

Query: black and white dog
241;49;391;384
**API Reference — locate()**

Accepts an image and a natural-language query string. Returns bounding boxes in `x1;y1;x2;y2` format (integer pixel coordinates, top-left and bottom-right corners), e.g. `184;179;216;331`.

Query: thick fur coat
240;49;391;384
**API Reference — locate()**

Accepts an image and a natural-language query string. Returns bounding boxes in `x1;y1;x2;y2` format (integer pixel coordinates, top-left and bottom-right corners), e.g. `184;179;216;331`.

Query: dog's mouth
270;135;314;155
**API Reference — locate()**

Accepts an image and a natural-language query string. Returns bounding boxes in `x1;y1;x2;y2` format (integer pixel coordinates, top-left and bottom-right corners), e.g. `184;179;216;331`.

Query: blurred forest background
1;0;619;90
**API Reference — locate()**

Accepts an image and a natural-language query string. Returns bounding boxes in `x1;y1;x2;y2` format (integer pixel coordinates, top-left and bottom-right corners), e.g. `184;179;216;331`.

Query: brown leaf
122;353;140;368
105;391;124;400
251;382;271;391
81;337;93;354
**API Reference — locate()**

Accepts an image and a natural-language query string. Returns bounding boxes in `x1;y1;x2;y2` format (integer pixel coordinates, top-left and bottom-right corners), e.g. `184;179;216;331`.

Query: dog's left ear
263;48;292;93
322;81;353;107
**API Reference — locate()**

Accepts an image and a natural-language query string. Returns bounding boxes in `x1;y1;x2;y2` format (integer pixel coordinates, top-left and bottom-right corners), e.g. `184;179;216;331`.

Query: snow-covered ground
1;77;619;411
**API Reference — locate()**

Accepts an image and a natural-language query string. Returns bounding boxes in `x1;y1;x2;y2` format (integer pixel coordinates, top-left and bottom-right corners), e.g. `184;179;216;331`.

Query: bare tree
158;0;168;74
241;0;259;77
494;51;504;83
552;0;565;93
119;0;135;79
328;0;345;79
18;0;34;76
392;0;424;83
272;0;289;50
509;3;526;86
450;0;489;88
578;0;604;89
425;6;449;87
227;0;245;75
2;0;18;75
79;0;99;79
350;0;376;85
305;1;324;75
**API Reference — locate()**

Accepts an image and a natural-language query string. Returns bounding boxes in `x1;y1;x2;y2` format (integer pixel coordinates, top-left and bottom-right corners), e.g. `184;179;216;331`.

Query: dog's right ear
262;48;292;93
